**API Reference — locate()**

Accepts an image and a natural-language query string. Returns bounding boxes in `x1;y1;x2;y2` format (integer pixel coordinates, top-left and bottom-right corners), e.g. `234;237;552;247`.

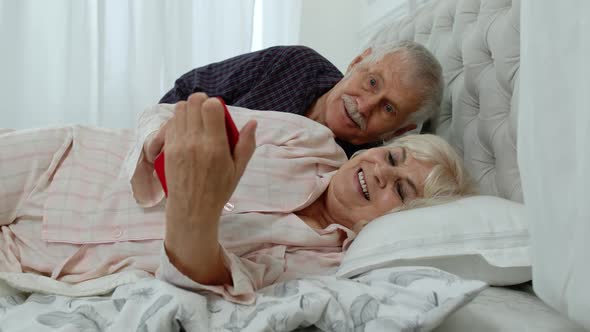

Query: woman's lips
354;168;369;201
354;168;364;199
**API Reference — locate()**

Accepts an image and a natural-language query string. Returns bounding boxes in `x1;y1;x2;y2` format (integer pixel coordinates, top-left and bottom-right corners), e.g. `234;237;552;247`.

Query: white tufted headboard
366;0;521;202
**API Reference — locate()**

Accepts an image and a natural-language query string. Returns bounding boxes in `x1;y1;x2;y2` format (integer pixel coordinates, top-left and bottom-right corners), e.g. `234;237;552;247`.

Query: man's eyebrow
377;72;401;112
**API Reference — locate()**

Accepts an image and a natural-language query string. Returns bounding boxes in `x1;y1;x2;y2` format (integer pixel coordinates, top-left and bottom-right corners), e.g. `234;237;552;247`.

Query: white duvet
0;267;485;332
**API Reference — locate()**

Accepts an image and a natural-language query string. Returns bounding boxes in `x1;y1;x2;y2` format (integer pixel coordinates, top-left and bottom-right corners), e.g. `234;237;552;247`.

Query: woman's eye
369;78;377;87
385;104;395;114
388;152;396;166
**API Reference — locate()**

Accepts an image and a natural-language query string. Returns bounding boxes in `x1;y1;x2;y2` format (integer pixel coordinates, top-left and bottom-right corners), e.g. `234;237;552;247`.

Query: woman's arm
164;205;231;285
161;93;256;286
125;103;175;207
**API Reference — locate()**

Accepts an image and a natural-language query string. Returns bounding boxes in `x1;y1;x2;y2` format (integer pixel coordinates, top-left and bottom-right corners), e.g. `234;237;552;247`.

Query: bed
1;0;588;331
361;0;587;330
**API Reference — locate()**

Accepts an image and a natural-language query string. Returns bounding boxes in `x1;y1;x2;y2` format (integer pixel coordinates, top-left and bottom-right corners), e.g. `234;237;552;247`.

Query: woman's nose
374;162;398;188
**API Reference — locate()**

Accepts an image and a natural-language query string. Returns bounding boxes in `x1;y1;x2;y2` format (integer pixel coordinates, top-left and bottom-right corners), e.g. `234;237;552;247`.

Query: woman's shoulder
228;105;338;140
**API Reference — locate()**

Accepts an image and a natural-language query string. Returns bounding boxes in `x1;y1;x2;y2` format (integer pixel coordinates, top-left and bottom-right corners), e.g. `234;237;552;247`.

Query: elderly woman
0;94;472;304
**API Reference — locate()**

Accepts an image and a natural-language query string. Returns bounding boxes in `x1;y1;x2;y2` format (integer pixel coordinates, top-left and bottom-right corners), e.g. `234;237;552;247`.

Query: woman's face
326;146;434;231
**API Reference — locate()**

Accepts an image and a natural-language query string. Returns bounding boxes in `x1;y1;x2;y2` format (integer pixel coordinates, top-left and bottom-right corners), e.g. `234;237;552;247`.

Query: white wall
298;0;361;73
358;0;409;47
297;0;425;72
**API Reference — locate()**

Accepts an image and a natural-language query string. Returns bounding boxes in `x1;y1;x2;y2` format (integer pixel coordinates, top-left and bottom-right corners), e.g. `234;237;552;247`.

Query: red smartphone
153;97;239;197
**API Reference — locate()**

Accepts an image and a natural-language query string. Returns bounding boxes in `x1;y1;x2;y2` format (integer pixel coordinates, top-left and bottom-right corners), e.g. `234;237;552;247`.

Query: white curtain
0;0;254;129
519;0;590;329
251;0;302;51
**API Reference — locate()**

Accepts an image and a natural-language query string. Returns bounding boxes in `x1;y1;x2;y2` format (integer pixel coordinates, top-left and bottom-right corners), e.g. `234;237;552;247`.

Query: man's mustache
342;94;366;131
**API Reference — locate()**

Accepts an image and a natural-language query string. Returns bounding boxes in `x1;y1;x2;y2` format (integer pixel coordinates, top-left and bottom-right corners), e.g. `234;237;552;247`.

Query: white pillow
337;196;531;286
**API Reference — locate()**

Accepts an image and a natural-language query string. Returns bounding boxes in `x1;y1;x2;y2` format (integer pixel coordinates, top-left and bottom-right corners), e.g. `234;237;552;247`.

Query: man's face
324;52;424;145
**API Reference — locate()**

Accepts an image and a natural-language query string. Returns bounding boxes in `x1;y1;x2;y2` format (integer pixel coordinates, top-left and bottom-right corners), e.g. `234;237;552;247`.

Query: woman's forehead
384;145;403;153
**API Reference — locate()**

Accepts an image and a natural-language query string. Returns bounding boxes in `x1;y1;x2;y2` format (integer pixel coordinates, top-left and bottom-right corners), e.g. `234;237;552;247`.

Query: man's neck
305;92;328;126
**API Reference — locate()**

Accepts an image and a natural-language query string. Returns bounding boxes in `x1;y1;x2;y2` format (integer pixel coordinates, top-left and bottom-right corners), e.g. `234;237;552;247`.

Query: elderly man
159;40;443;157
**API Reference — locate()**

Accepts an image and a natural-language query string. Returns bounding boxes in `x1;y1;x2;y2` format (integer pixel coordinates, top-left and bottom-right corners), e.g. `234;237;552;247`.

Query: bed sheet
433;286;585;332
0;279;23;298
0;266;485;332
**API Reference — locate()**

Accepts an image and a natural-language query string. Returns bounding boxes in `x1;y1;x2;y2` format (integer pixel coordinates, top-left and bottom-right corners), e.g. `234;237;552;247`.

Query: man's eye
388;152;396;166
385;104;395;114
369;78;377;87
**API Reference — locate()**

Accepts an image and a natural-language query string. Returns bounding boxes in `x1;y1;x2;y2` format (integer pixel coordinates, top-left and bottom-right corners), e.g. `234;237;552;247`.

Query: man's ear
381;124;418;141
347;48;372;74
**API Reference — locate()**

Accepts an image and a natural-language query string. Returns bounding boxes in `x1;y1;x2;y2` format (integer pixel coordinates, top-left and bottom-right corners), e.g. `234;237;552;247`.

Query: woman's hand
164;93;257;230
162;93;256;285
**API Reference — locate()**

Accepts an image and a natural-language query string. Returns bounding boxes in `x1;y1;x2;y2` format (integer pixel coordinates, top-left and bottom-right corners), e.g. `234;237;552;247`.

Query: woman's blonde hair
383;134;477;212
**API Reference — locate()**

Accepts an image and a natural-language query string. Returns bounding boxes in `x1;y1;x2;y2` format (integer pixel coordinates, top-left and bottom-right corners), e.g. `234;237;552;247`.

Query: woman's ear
347;48;372;74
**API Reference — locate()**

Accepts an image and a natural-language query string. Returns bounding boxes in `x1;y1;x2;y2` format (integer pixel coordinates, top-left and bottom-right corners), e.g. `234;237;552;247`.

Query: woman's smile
357;168;370;201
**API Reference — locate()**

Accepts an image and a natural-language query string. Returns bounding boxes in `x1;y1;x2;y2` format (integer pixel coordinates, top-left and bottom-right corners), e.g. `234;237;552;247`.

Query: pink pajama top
0;104;351;303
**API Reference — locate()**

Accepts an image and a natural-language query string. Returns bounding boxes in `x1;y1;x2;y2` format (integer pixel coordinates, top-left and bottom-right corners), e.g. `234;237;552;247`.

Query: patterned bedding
0;266;485;332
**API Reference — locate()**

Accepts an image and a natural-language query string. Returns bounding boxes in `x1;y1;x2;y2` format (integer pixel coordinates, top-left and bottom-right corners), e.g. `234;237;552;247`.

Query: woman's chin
352;219;369;234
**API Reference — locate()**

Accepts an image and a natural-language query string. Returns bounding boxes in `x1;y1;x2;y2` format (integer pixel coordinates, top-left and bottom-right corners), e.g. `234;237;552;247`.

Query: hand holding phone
153;97;239;197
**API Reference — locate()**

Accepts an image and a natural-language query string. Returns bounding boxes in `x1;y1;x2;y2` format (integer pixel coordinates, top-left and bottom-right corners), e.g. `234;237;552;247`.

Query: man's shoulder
259;45;335;67
219;46;337;77
265;45;321;56
202;45;325;69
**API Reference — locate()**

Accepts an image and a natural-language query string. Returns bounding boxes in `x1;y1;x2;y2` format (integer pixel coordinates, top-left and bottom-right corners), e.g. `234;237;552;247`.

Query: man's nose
358;95;380;116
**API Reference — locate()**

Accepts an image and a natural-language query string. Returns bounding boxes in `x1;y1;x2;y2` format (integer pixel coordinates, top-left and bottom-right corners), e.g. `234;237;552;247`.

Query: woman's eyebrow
401;148;418;196
407;180;418;197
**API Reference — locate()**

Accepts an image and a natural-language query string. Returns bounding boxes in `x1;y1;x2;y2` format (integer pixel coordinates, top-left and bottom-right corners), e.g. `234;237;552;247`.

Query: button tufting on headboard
366;0;522;202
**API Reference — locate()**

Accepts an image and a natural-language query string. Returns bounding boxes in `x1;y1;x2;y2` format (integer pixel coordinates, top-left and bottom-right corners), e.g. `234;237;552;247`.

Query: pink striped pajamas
0;104;349;303
0;127;162;282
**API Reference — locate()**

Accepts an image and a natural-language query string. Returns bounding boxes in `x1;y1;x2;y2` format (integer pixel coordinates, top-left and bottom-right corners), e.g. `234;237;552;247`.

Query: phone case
154;97;239;197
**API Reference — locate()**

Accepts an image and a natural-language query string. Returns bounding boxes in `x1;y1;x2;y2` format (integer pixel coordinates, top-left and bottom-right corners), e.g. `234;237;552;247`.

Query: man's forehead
360;55;405;91
372;51;405;67
383;56;424;111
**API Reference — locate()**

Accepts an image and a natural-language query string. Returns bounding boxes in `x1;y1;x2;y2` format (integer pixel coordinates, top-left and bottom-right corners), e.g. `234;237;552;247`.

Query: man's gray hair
362;40;443;135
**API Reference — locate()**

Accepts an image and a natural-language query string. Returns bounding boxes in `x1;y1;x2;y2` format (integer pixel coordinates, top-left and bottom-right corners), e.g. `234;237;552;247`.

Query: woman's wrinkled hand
163;93;257;231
